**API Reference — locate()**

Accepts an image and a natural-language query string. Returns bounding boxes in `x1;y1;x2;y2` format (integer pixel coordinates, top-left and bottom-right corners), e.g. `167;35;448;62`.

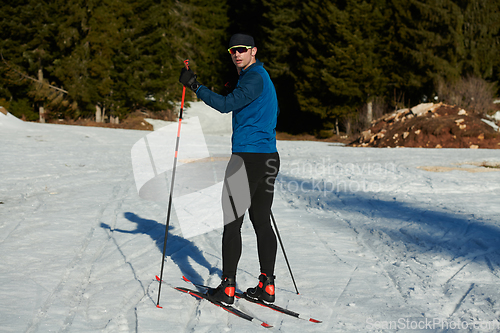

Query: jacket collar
240;59;263;76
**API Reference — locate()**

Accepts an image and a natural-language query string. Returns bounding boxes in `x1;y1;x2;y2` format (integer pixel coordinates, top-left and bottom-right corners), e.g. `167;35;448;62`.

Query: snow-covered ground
1;102;500;332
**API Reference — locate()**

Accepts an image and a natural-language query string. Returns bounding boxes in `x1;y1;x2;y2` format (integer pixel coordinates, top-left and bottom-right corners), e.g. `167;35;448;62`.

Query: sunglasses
228;46;252;55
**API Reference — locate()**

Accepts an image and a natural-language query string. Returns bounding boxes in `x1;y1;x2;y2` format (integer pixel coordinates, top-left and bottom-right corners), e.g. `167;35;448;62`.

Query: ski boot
206;276;236;305
246;273;275;303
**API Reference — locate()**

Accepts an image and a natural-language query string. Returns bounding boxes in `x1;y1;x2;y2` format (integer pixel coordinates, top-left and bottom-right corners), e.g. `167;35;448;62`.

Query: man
179;33;280;305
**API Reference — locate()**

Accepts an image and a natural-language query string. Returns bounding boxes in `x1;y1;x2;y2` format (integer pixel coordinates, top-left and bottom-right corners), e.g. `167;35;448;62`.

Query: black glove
179;67;201;92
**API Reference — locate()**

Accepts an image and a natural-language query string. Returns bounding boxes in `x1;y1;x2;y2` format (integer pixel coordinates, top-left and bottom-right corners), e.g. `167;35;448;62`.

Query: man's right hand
179;68;201;92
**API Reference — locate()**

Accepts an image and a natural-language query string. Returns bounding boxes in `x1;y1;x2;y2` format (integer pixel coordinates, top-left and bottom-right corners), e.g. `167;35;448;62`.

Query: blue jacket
196;60;278;153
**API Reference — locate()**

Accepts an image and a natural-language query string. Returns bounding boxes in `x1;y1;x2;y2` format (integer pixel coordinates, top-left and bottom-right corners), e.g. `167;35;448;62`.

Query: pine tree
0;0;61;119
263;0;392;131
226;0;265;40
319;0;390;121
51;0;94;118
388;0;500;104
53;0;229;120
259;0;307;132
457;0;500;80
388;0;467;103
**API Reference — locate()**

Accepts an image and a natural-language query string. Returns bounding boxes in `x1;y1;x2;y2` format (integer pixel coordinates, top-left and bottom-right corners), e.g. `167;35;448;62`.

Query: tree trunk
367;100;373;125
38;69;45;123
39;106;45;123
96;104;102;122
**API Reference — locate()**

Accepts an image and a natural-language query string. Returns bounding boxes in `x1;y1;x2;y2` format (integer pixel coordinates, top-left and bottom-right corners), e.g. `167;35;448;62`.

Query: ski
174;287;272;329
236;292;322;323
181;275;321;323
155;276;271;328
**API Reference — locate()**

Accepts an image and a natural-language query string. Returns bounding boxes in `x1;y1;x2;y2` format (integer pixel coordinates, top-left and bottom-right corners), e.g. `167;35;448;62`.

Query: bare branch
1;53;68;94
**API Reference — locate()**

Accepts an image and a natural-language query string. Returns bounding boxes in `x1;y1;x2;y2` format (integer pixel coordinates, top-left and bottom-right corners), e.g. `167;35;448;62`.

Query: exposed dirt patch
276;131;351;144
47;112;154;131
418;165;500;173
349;103;500;149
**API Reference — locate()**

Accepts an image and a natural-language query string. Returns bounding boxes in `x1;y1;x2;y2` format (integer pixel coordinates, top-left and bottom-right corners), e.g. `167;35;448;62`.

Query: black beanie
228;33;255;48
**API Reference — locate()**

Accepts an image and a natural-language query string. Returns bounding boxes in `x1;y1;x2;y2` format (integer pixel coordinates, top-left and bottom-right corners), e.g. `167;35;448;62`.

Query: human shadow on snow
277;174;500;262
100;212;221;285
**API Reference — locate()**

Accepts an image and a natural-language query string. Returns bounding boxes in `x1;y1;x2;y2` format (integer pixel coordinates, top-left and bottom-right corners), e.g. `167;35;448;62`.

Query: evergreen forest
1;0;499;134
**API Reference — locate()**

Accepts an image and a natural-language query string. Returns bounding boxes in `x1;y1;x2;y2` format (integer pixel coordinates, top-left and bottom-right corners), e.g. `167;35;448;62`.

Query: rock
349;102;500;149
361;129;372;141
410;103;439;117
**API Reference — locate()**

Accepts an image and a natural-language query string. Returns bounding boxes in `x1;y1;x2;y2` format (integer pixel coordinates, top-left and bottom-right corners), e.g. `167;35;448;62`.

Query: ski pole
156;59;190;308
271;210;299;294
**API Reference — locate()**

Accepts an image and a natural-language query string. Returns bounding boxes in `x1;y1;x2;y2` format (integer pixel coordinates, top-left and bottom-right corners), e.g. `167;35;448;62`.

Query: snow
482;119;499;132
2;103;500;332
487;111;500;125
145;101;232;134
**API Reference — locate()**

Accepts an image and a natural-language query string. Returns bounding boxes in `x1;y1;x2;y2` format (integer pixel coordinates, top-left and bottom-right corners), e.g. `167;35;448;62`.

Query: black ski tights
222;152;280;278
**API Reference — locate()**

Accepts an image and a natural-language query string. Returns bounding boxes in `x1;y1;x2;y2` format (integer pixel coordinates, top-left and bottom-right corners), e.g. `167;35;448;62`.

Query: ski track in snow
25;175;138;332
2;106;500;332
275;142;500;330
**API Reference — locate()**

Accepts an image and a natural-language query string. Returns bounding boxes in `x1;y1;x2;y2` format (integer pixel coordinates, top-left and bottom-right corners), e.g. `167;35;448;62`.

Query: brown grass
47;111;155;131
276;131;351;143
